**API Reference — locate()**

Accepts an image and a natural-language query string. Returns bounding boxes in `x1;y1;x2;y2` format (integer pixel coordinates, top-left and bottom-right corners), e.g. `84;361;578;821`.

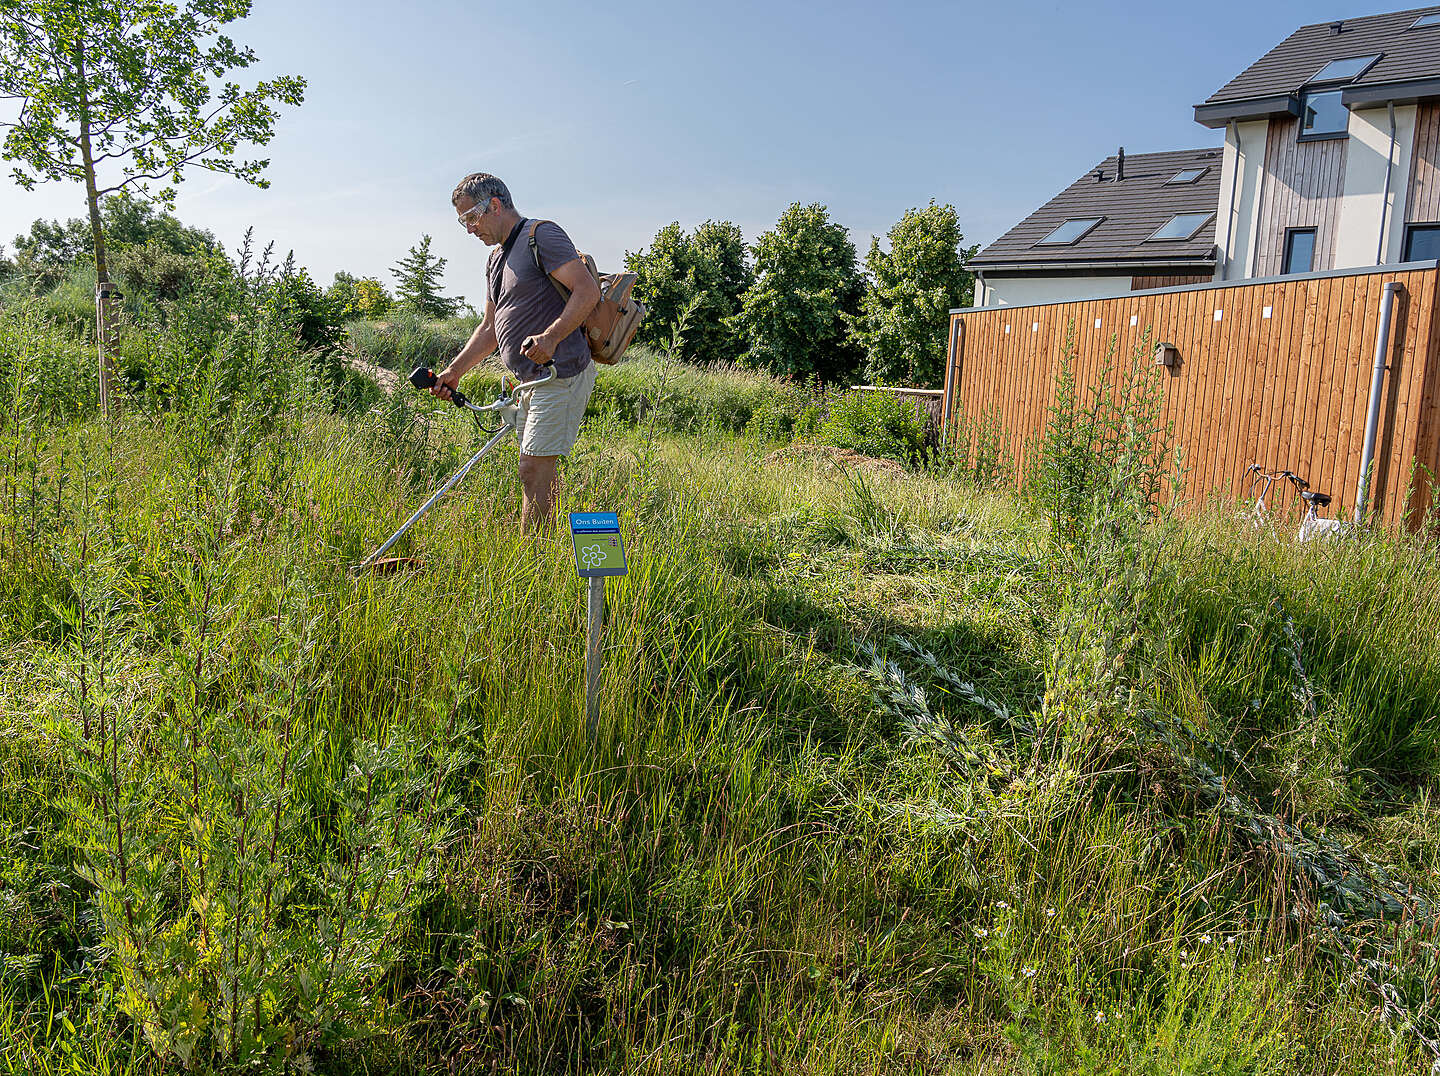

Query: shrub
814;388;927;466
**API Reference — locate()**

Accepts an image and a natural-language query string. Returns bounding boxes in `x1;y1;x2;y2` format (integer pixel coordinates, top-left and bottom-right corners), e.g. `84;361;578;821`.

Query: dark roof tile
1201;6;1440;110
971;148;1222;270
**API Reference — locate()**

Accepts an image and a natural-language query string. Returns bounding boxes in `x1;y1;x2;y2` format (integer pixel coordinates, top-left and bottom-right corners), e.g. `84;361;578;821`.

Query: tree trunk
75;40;113;418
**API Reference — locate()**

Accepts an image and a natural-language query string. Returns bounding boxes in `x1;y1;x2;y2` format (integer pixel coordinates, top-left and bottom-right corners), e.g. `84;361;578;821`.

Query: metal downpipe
1376;102;1397;265
1355;281;1402;523
1222;120;1241;279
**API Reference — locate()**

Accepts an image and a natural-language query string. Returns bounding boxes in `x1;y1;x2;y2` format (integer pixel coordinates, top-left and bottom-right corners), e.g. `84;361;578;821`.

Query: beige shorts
515;361;597;457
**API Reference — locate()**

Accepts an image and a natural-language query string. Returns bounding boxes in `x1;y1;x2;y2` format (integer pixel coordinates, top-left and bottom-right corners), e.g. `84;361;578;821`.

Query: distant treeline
1;196;977;389
625;201;977;388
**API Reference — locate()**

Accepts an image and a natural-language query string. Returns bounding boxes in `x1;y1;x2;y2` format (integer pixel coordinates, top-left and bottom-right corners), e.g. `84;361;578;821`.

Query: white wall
1215;120;1268;280
1333;103;1418;268
977;274;1136;307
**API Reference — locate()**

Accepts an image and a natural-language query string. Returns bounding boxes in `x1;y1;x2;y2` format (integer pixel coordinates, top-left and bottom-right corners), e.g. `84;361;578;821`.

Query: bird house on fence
1154;342;1179;368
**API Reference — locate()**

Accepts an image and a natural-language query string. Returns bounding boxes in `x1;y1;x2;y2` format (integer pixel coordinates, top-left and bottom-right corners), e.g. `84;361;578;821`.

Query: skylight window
1308;55;1379;84
1035;218;1102;245
1166;167;1209;185
1147;213;1214;242
1409;13;1440;28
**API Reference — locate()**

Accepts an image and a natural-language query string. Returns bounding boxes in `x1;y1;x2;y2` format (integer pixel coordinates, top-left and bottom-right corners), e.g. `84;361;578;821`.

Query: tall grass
1;309;1439;1072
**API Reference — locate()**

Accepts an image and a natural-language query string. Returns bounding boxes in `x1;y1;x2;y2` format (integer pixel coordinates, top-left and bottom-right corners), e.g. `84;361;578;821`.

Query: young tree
328;271;392;320
729;202;864;383
626;218;751;364
847;202;977;388
390;235;462;319
626;222;691;347
0;0;305;412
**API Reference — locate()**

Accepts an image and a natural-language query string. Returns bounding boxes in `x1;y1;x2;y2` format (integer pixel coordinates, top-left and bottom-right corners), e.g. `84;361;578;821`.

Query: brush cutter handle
409;365;470;408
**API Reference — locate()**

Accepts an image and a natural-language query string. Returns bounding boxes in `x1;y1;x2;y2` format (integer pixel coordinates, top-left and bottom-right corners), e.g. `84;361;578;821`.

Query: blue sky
0;0;1399;301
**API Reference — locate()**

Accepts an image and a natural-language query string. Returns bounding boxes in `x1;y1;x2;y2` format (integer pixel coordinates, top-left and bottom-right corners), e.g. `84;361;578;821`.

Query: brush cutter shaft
353;367;559;572
355;424;513;570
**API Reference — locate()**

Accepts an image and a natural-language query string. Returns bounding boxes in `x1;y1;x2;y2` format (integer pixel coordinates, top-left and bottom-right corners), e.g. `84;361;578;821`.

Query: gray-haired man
433;173;600;531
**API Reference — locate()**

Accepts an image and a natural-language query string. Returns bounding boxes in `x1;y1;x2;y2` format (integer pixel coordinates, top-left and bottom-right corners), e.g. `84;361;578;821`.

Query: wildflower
1045;908;1056;918
1022;966;1037;978
1264;956;1273;964
1179;949;1189;958
1200;934;1212;945
1094;1011;1106;1024
1226;936;1237;946
975;928;989;939
996;901;1009;910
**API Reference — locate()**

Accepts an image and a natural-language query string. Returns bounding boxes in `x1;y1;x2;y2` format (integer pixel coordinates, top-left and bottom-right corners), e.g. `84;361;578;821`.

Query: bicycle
1244;464;1354;542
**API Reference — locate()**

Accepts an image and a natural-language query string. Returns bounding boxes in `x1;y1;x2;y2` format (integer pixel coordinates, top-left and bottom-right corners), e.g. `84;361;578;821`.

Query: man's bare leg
518;453;561;532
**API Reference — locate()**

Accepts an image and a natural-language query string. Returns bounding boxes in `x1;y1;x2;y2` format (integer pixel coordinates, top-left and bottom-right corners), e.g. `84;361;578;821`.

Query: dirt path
345;352;400;394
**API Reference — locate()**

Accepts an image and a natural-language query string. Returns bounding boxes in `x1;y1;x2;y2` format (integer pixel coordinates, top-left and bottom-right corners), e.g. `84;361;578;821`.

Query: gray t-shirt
487;219;592;380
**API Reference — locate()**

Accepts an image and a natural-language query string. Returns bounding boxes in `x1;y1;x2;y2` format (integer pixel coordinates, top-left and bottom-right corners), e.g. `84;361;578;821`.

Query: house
944;6;1440;529
972;5;1440;307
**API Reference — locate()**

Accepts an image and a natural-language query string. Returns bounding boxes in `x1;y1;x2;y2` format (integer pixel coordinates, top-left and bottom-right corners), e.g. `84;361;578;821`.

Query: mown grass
1;350;1439;1072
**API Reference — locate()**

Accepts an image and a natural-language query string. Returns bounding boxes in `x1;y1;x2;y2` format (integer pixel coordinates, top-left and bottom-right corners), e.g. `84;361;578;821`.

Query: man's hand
431;365;461;401
521;334;556;366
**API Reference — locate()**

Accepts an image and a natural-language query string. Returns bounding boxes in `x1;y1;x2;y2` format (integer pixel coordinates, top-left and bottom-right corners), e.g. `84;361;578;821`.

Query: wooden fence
941;262;1440;528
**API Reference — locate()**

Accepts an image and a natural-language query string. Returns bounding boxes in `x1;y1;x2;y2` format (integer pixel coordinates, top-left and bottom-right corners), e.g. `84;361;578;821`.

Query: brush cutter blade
351;555;425;575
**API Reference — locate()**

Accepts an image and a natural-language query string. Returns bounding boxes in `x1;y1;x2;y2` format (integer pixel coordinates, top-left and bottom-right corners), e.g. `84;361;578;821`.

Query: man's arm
520;258;601;366
433;301;497;400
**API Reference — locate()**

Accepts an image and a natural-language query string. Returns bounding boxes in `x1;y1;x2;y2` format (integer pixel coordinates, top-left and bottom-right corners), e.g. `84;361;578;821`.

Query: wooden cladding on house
1253;117;1347;276
1132;274;1213;291
1407;101;1440;226
943;266;1440;529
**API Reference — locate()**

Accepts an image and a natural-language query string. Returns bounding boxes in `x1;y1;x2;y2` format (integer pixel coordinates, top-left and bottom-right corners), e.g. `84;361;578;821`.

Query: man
433;173;600;530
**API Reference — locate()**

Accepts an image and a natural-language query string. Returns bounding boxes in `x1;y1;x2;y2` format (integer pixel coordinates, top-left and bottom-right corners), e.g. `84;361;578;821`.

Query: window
1300;90;1348;139
1147;213;1214;241
1309;55;1379;84
1409;13;1440;29
1035;217;1102;245
1165;167;1209;185
1283;228;1317;274
1404;224;1440;261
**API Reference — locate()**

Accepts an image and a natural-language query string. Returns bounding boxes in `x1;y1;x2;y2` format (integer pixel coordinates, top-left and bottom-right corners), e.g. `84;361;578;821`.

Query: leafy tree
626;222;690;347
685;220;751;366
729;202;864;383
328;270;392;320
626;219;751;365
0;0;305;407
847;202;976;388
350;278;392;319
390;235;462;319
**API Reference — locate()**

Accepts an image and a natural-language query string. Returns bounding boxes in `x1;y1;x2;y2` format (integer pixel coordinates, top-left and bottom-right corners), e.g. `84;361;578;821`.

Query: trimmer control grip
409;365;468;408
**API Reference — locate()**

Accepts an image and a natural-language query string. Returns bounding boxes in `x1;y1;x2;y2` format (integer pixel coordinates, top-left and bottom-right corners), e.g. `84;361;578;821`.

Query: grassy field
3;328;1440;1073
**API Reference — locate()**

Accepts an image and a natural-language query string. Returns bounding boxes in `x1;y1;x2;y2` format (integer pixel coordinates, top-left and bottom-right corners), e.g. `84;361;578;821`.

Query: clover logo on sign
580;544;606;569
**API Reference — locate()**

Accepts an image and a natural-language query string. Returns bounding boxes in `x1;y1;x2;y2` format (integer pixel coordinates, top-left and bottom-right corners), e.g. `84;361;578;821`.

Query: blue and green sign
570;512;628;578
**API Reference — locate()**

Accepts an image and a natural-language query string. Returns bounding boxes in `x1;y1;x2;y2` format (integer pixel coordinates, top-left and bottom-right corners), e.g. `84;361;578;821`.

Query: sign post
570;512;628;735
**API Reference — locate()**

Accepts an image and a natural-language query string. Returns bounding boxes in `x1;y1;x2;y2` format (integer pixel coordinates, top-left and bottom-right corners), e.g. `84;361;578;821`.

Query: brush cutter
352;364;557;573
